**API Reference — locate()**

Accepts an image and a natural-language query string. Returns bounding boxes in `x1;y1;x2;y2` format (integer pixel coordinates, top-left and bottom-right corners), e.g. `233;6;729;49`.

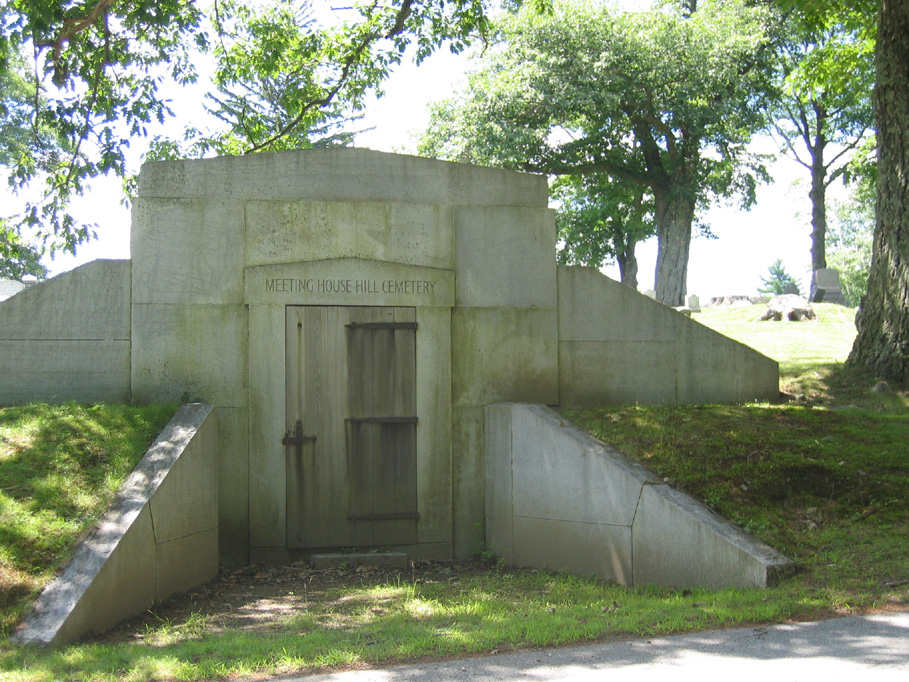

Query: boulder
759;294;816;321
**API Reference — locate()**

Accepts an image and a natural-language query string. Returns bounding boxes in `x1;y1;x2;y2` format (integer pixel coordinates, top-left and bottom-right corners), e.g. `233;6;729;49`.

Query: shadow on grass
780;362;909;411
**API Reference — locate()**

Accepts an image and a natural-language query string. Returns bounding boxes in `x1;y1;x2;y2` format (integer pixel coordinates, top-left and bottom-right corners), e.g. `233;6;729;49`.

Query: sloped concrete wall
0;260;131;405
11;403;218;646
557;266;779;406
486;403;793;589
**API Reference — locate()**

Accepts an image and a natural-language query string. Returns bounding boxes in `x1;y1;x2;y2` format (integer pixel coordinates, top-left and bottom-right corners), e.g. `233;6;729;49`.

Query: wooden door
285;306;418;549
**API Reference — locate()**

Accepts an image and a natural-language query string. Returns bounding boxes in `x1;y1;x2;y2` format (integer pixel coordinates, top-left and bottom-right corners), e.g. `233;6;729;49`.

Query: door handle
282;420;316;458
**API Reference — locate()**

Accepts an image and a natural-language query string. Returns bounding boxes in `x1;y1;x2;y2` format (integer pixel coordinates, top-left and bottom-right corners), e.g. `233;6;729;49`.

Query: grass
0;403;177;640
0;301;906;681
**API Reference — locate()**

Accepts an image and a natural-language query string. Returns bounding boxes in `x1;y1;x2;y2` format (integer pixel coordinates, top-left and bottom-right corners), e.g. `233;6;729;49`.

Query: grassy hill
0;301;905;682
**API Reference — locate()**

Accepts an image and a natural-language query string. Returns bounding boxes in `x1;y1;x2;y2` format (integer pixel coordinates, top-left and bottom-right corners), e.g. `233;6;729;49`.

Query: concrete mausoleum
0;149;780;567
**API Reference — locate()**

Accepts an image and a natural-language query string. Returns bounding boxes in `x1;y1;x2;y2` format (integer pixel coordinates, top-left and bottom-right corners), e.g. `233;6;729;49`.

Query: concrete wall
486;403;794;589
11;403;218;647
131;149;558;561
557;266;780;406
0;260;131;404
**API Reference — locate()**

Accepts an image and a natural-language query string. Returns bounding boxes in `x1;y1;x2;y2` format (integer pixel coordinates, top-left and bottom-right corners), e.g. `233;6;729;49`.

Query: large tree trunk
809;141;828;272
653;189;695;307
847;0;909;384
618;238;639;290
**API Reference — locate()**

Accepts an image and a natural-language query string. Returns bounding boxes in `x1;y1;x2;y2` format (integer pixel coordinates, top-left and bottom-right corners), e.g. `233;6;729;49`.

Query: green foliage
828;177;873;307
0;402;176;638
0;236;47;281
1;0;498;258
421;0;774;304
767;2;875;270
758;259;800;296
553;174;654;287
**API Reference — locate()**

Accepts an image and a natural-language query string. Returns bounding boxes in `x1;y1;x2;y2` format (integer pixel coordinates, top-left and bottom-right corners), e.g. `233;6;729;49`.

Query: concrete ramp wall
486;403;794;589
11;403;218;647
557;266;779;406
0;260;131;405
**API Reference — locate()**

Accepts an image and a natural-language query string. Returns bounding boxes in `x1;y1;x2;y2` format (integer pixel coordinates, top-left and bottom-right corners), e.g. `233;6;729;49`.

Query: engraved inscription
265;277;436;297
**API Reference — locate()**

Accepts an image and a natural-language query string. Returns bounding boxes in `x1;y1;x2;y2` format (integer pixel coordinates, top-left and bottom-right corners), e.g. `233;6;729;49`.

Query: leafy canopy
0;0;500;259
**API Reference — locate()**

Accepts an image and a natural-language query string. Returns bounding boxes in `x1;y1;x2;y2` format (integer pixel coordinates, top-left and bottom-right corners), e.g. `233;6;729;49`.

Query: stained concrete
1;149;780;568
486;403;794;589
11;404;219;646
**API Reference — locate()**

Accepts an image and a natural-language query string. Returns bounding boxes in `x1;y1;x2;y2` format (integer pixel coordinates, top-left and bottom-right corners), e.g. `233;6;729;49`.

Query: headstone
810;269;847;305
783;281;799;295
759;294;816;321
686;294;701;312
642;289;656;299
0;279;26;302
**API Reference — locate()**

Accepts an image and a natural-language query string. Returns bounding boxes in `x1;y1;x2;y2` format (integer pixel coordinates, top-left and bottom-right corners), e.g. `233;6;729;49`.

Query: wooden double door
285;306;418;549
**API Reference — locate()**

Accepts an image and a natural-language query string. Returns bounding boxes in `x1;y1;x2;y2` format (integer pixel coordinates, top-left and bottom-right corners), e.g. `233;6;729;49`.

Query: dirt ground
99;559;491;645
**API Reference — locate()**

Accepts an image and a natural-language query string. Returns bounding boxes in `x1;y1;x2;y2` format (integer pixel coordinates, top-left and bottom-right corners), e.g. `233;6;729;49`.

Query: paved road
285;611;909;681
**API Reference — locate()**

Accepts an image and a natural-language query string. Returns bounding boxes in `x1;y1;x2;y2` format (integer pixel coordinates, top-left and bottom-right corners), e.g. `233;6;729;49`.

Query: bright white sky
33;3;840;301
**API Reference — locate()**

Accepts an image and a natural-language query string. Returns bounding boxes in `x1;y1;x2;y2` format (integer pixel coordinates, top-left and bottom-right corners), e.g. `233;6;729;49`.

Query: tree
827;158;874;307
757;259;799;296
0;0;497;258
768;8;874;273
847;0;909;384
420;0;773;306
553;174;654;289
0;236;48;281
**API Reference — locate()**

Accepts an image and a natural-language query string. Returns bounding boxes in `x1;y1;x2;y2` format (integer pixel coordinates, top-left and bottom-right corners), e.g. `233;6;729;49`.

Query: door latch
282;420;316;457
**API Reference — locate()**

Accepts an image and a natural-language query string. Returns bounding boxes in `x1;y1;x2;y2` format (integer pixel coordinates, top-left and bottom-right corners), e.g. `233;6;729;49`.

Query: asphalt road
284;611;909;681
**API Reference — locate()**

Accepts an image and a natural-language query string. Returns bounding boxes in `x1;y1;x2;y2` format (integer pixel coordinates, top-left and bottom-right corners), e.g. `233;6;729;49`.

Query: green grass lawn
0;302;906;682
0;403;176;641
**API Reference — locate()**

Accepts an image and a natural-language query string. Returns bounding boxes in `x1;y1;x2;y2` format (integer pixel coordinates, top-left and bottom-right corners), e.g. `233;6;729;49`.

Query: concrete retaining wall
557;266;780;406
0;260;131;405
486;403;793;589
11;403;219;646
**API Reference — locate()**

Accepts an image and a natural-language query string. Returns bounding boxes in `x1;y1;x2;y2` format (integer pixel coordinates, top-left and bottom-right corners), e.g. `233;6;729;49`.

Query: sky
31;13;839;302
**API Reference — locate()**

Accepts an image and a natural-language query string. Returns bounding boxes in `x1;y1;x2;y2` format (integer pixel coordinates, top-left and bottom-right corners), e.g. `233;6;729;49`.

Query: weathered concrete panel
156;527;219;602
245;201;454;270
632;484;793;589
216;407;249;566
485;404;793;589
451;307;558;408
454;206;557;308
511;405;655;527
12;404;219;646
131;199;245;305
485;404;514;557
513;517;632;584
244;259;454;308
557;265;779;406
675;322;780;404
0;260;130;340
557;266;682;342
131;304;247;406
452;405;486;559
0;340;130;405
559;340;679;407
247;304;288;553
149;407;218;543
138;148;548;208
414;306;453;548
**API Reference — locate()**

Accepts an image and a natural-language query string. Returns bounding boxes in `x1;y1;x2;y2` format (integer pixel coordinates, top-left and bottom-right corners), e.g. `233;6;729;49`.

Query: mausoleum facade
0;149;779;565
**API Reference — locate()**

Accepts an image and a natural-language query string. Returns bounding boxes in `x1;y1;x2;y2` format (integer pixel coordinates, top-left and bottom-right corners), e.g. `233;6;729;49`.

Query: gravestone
783;281;799;295
0;279;26;302
686;294;701;312
810;268;847;305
